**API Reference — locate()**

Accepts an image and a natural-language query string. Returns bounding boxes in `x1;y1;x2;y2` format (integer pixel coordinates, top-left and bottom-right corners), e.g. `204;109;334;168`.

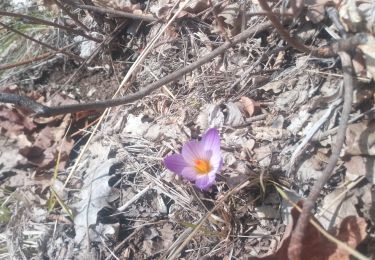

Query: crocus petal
182;141;207;164
195;175;215;190
201;128;220;154
210;157;223;173
181;167;198;181
209;152;222;169
164;154;188;175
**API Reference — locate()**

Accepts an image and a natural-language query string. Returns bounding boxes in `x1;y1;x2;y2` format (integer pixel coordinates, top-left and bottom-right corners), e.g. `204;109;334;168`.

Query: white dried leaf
225;102;244;127
72;140;118;245
260;80;285;94
317;187;358;230
339;0;362;32
223;152;237;166
144;124;162;141
287;110;311;134
358;35;375;80
124;114;150;137
296;157;323;182
253;145;271;167
196;104;224;130
252;127;290;141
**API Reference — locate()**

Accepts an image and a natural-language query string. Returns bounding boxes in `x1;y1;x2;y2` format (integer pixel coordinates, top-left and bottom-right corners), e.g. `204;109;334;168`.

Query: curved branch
0;22;273;117
0;11;101;42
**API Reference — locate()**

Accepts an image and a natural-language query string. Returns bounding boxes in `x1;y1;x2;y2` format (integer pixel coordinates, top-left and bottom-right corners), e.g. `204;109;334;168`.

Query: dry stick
0;22;273;117
0;11;100;42
257;0;368;58
52;0;90;31
288;52;354;260
73;4;159;22
0;42;78;71
0;21;84;62
0;52;54;70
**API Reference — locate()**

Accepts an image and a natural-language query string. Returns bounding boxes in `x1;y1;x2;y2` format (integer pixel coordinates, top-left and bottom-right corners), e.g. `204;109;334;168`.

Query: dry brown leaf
344;122;375;156
344;155;375;184
19;115;73;170
249;202;367;259
211;2;242;37
304;0;337;23
0;106;37;138
239;96;256;117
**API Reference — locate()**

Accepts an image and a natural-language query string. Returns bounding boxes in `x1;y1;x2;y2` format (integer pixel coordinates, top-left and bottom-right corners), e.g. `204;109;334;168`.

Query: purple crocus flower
164;128;222;190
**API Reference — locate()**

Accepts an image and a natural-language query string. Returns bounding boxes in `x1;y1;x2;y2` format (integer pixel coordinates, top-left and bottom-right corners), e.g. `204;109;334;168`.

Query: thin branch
0;11;101;42
0;21;84;62
0;22;273;117
0;52;54;70
72;4;159;22
288;51;354;259
257;0;368;57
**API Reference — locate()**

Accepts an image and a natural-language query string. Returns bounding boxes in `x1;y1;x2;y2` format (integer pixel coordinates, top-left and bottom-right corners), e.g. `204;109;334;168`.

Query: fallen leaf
225;102;244;127
239;96;256;117
73;156;118;244
304;0;337;23
252;127;290;141
249;202;367;259
358;35;375;81
214;2;242;37
196;104;225;130
318;187;359;230
123;114;151;137
345;156;375;184
344;122;375;156
339;0;363;32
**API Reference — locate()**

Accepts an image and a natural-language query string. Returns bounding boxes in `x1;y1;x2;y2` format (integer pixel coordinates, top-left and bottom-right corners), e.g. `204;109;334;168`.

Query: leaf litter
1;0;375;259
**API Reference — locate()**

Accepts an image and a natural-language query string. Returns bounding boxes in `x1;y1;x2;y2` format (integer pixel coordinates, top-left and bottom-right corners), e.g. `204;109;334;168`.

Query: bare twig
288;51;354;259
0;21;84;62
0;11;100;42
0;52;54;70
72;4;158;22
66;1;159;22
0;22;272;117
258;0;367;57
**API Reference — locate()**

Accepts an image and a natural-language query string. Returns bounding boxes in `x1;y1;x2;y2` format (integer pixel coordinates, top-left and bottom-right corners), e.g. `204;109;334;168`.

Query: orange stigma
194;159;211;175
